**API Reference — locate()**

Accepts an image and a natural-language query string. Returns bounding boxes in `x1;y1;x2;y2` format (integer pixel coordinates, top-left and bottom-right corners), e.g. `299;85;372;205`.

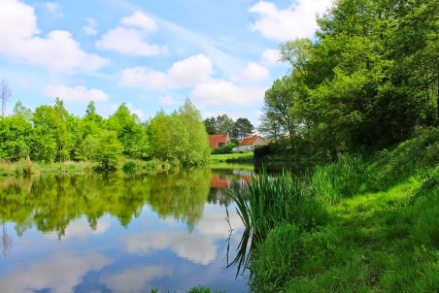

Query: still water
0;168;250;293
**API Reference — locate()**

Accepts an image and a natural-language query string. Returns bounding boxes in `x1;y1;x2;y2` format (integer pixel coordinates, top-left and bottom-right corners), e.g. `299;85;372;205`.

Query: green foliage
148;99;210;165
258;0;439;160
312;156;369;204
0;116;32;162
228;170;328;243
231;117;254;142
122;161;137;172
93;131;122;172
211;143;235;154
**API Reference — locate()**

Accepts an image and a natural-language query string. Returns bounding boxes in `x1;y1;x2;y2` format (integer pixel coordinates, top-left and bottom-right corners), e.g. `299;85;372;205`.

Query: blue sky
0;0;332;127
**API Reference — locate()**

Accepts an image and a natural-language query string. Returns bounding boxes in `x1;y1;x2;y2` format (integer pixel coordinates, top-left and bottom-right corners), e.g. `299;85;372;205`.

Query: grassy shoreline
228;128;439;292
0;158;177;177
0;153;256;177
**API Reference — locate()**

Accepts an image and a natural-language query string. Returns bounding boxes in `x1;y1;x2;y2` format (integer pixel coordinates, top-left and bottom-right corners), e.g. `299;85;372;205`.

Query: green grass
225;127;439;293
210;152;253;164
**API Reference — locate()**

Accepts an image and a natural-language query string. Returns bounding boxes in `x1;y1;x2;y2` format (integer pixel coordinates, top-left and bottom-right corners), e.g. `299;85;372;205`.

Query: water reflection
0;169;251;292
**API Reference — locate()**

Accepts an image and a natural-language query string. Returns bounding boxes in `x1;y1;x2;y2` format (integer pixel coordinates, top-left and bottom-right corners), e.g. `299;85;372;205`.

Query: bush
211;143;236;154
122;161;137;172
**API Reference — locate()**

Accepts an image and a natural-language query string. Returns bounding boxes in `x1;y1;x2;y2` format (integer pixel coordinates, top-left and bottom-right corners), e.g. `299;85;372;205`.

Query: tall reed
312;156;368;204
227;170;328;244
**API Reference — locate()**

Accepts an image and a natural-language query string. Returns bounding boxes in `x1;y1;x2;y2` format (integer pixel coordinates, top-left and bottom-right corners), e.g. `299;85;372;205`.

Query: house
233;135;268;152
209;133;230;149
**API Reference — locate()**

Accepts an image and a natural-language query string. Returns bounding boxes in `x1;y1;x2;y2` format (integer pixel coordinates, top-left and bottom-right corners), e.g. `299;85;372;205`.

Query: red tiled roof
239;135;259;146
209;134;229;148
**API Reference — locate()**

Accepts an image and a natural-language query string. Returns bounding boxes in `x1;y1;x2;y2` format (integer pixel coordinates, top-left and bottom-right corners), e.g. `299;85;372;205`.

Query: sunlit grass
226;128;439;292
210;152;253;164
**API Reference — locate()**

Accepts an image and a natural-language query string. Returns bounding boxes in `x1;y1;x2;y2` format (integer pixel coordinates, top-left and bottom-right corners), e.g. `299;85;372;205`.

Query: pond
0;168;250;293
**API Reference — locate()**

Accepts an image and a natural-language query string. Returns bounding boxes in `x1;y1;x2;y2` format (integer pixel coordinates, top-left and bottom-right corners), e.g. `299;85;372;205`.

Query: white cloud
121;11;158;31
159;95;179;106
83;18;97;36
124;231;218;265
121;54;214;90
44;85;109;102
261;48;281;66
191;80;265;106
96;12;167;56
0;252;110;293
44;2;62;17
249;0;333;41
101;266;172;293
232;62;269;83
0;0;107;73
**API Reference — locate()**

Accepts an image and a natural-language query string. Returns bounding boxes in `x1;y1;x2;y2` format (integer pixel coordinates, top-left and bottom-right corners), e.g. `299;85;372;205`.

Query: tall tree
148;99;210;165
263;76;297;140
203;117;217;134
258;110;285;142
215;114;235;134
108;103;147;158
232;118;254;142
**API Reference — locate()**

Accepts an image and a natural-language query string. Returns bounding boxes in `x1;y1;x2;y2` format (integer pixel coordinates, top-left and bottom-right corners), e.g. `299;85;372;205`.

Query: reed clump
228;170;328;243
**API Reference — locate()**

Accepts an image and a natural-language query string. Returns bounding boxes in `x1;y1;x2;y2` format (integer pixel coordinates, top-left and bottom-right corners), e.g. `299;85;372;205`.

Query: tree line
0;97;211;167
203;115;255;142
259;0;439;160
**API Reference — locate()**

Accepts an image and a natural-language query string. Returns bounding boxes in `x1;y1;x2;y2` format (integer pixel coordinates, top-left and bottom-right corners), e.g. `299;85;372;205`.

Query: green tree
203;117;217;134
263;76;297;140
232;118;254;142
0;116;32;161
148;99;210;165
94;131;123;171
108;103;148;159
215;114;235;134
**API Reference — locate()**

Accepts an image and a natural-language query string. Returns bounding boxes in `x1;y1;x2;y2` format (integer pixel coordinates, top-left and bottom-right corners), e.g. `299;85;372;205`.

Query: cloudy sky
0;0;333;126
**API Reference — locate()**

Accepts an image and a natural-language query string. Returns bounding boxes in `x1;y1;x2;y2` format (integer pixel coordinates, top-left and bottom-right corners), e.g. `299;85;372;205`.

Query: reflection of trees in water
147;168;211;230
0;169;212;241
1;222;12;257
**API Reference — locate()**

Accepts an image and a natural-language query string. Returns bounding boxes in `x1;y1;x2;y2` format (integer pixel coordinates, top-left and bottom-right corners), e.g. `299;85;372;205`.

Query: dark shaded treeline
259;0;439;160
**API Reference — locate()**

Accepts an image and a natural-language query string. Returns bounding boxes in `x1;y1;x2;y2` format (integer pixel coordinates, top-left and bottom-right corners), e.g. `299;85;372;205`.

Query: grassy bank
210;152;254;164
229;127;439;292
0;158;175;176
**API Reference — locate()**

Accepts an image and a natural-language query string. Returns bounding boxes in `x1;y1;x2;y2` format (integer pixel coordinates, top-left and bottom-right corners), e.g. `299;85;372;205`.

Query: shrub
122;161;137;172
211;143;236;154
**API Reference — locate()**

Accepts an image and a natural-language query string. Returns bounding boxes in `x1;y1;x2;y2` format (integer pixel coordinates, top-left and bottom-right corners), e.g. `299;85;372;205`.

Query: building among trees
233;135;268;152
208;133;230;149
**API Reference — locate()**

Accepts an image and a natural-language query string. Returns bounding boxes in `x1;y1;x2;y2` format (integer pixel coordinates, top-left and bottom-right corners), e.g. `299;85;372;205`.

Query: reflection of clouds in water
100;266;173;293
196;204;245;237
45;218;111;240
0;252;110;293
124;204;245;265
124;231;217;265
